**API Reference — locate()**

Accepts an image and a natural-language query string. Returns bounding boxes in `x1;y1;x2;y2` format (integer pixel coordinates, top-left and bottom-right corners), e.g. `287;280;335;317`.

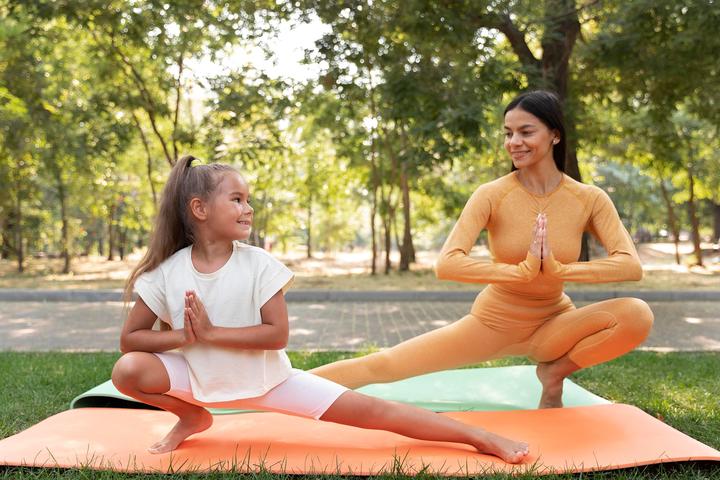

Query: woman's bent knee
621;298;654;342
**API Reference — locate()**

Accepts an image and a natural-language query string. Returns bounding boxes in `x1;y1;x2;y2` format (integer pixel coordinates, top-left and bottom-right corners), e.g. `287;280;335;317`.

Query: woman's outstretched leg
111;352;213;453
320;391;529;464
312;313;519;388
529;297;653;408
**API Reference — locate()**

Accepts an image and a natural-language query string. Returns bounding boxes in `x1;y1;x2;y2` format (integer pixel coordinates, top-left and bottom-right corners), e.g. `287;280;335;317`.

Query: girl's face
206;172;254;241
503;108;559;170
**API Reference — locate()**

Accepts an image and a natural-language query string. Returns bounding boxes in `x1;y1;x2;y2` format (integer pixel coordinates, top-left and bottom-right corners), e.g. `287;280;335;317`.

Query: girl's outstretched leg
320;391;529;464
111;352;213;454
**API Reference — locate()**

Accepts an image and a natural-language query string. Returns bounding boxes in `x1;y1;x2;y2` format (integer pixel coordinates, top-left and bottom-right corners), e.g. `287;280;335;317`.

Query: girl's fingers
189;295;199;316
191;294;202;314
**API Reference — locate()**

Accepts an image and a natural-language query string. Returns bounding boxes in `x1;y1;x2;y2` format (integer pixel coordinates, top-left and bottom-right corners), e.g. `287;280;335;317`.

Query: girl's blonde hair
124;155;237;302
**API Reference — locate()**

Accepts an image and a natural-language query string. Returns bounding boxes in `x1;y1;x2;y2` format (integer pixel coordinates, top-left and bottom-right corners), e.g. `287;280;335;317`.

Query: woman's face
503;107;559;170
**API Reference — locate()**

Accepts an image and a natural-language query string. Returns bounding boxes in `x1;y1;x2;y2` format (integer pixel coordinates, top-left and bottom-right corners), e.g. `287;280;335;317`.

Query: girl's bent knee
111;352;155;391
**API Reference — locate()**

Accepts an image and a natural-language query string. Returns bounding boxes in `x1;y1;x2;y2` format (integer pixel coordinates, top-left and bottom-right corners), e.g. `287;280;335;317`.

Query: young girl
112;155;529;464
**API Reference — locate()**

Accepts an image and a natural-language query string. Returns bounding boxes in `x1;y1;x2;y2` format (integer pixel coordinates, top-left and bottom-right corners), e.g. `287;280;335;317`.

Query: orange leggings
312;286;654;389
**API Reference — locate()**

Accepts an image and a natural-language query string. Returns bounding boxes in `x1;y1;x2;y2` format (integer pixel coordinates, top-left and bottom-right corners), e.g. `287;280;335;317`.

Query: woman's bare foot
536;362;564;408
472;429;530;464
148;408;213;454
536;356;581;409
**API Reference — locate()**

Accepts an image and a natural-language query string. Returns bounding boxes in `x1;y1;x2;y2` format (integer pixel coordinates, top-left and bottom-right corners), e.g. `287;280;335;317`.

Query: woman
312;90;653;408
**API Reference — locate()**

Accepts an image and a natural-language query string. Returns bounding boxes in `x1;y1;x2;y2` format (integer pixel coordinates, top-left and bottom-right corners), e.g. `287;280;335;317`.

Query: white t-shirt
134;241;295;402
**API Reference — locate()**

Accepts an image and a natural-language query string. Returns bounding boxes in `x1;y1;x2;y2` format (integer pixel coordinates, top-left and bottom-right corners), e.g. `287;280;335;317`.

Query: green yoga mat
70;366;609;414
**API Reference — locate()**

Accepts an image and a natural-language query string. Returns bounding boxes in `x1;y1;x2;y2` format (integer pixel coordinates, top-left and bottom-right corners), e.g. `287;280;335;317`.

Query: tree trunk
57;176;71;274
306;156;314;259
366;59;380;275
306;199;313;259
392;202;401;263
370;183;378;275
97;231;105;259
491;0;586;260
713;202;720;243
171;52;185;163
539;0;580;101
399;161;415;271
658;180;682;265
15;191;23;273
2;216;13;259
107;204;116;261
131;110;158;209
118;227;127;260
686;165;703;267
383;210;392;275
380;187;394;275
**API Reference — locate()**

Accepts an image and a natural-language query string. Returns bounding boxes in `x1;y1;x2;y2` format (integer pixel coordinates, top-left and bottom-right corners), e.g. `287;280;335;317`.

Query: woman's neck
515;161;563;196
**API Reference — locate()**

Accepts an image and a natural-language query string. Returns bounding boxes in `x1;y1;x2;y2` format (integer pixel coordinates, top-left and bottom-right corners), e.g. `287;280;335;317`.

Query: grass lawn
0;351;718;479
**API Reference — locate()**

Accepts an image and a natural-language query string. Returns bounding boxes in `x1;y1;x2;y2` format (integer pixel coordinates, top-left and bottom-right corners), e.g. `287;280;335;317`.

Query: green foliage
0;0;717;272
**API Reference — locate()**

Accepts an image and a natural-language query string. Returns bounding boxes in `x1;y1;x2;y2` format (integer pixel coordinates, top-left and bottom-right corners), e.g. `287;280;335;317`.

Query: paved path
1;299;718;352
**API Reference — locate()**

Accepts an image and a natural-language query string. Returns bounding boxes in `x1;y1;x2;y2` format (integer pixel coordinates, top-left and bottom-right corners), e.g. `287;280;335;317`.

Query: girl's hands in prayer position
185;291;214;343
182;294;197;346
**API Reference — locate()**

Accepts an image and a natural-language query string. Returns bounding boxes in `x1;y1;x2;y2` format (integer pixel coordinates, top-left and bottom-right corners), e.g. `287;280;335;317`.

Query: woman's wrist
542;251;563;278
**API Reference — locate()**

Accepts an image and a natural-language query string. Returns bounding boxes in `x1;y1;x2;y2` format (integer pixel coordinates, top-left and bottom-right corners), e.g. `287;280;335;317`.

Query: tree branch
172;49;185;163
468;12;541;72
89;27;174;166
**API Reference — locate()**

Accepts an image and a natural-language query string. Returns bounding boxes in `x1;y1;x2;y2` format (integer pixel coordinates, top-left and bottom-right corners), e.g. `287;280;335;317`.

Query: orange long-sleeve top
435;171;643;297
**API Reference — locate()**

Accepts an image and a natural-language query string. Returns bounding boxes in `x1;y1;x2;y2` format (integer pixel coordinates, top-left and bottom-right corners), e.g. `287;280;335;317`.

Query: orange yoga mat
0;404;718;475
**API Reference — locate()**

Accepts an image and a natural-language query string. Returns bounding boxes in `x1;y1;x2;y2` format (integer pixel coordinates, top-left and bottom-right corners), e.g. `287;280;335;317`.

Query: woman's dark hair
504;90;566;172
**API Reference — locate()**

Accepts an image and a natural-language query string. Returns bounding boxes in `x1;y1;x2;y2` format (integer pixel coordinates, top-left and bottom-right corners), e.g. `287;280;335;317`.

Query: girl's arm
119;298;193;353
186;290;289;350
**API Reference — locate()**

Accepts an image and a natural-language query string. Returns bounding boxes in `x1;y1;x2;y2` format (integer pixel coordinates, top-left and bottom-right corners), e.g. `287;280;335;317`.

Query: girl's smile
204;172;254;241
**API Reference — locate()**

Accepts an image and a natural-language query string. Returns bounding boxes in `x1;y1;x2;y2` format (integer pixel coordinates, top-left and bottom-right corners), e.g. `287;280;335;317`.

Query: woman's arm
542;190;643;283
435;187;542;283
119;298;193;353
185;290;289;350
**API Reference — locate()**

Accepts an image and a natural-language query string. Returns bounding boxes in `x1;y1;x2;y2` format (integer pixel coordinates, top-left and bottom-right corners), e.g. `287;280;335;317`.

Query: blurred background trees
1;0;717;274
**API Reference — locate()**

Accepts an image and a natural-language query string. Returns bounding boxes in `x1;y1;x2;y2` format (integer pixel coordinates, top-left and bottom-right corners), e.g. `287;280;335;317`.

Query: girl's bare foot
148;408;213;454
472;429;530;464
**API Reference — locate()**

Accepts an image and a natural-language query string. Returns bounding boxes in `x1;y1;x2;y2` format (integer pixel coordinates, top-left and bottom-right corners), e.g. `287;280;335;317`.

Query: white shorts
153;352;349;420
